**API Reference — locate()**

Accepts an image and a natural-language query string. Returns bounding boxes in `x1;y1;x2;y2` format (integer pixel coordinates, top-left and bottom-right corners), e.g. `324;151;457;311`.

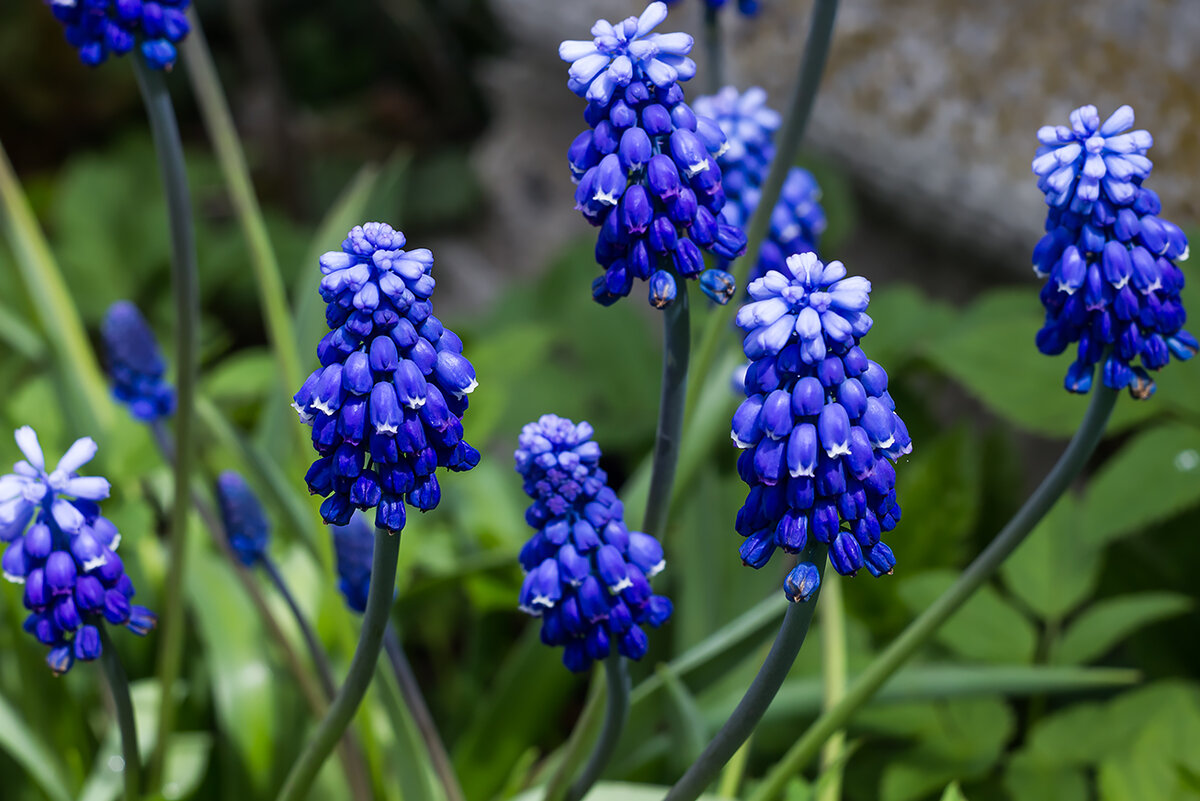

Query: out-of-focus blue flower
101;301;176;423
0;427;155;675
1032;105;1195;398
694;86;826;282
215;471;270;567
560;2;747;308
515;415;672;673
731;253;910;588
45;0;191;70
663;0;762;16
331;513;375;614
293;223;480;534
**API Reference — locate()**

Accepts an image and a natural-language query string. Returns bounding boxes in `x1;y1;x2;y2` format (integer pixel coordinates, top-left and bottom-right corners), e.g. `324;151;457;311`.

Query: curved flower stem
263;557;338;697
747;385;1119;801
663;544;828;801
686;0;839;416
703;4;723;95
644;282;692;539
277;529;401;801
816;572;847;801
567;654;631;801
133;55;200;791
98;625;141;801
383;624;467;801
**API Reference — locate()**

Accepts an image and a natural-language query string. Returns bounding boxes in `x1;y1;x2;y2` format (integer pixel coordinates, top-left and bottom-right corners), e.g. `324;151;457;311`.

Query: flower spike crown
732;253;911;591
215;472;270;567
46;0;191;70
1032;104;1195;398
515;415;672;673
693;86;827;281
293;223;481;534
0;427;155;675
664;0;762;16
560;1;748;308
102;301;176;423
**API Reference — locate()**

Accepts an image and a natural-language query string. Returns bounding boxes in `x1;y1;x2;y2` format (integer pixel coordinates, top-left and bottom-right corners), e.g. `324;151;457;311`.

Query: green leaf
657;663;708;771
1055;592;1193;665
898;570;1037;663
1098;686;1200;801
939;782;970;801
187;547;277;788
891;426;982;571
202;349;278;406
0;301;43;361
0;690;74;801
924;289;1153;437
1003;754;1086;801
514;782;731;801
1000;496;1102;622
863;284;958;371
1080;424;1200;546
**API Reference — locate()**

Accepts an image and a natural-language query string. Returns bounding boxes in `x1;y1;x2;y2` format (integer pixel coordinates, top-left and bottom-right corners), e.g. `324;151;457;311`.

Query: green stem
717;735;753;800
180;12;307;403
383;624;466;801
703;5;723;95
686;0;839;417
644;284;691;539
277;529;401;801
748;385;1119;801
816;572;847;801
567;654;631;801
263;557;338;697
134;55;200;791
98;625;141;801
663;545;827;801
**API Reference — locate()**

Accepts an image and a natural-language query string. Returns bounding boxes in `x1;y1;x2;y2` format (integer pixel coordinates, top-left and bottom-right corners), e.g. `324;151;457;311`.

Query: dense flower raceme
46;0;191;70
515;415;672;673
0;427;155;674
664;0;762;16
693;86;826;282
331;513;375;614
215;471;270;567
101;300;176;423
560;1;748;308
292;223;481;534
1031;104;1195;397
732;253;911;590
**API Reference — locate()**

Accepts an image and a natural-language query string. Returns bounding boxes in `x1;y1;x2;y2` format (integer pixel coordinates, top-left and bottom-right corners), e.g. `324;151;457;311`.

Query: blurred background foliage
2;1;1200;801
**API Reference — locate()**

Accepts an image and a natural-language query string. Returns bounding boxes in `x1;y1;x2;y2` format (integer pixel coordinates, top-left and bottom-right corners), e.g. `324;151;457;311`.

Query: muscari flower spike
0;427;155;675
215;471;270;567
46;0;191;70
664;0;762;16
293;223;481;535
1031;104;1195;398
101;300;176;423
732;253;911;592
560;1;748;308
515;415;672;673
693;86;826;282
331;512;375;614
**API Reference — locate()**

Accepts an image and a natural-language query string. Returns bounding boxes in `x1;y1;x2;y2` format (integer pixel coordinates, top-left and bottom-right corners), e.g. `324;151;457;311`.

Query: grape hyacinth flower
292;223;481;534
1032;105;1195;397
331;513;375;614
215;471;270;567
731;253;911;591
45;0;191;70
560;1;747;308
101;300;176;423
693;86;826;281
664;0;762;16
0;427;155;674
515;415;672;672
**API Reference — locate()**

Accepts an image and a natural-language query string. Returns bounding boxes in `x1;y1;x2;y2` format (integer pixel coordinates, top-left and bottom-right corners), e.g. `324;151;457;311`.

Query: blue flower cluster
664;0;762;16
215;471;270;567
101;301;176;423
1;427;155;674
331;513;375;614
46;0;191;70
1032;104;1195;397
560;1;747;308
732;253;910;590
515;415;672;673
693;86;826;282
293;223;481;533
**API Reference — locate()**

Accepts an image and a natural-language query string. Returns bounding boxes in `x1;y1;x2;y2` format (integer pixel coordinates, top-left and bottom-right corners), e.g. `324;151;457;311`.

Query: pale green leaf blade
1054;592;1193;665
898;570;1037;663
1000;496;1101;622
0;690;75;801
